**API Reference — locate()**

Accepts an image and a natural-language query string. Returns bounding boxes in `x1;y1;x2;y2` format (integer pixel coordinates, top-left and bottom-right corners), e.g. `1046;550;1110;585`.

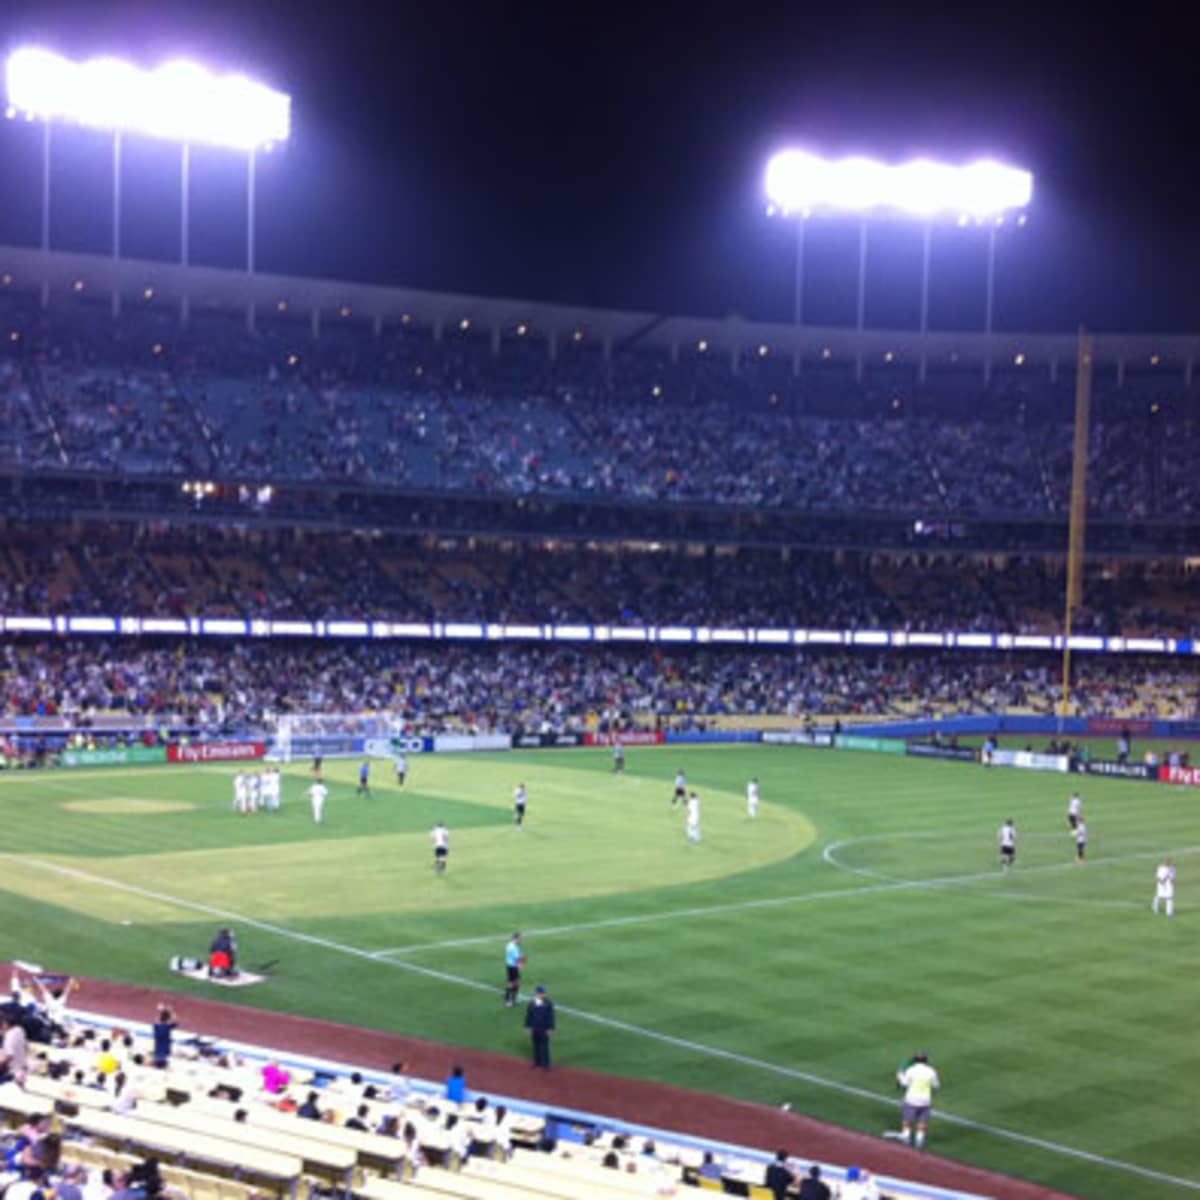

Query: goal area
270;712;406;763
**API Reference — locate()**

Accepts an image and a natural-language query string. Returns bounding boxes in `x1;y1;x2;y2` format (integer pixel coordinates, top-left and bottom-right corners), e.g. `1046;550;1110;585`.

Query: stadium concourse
0;961;1076;1200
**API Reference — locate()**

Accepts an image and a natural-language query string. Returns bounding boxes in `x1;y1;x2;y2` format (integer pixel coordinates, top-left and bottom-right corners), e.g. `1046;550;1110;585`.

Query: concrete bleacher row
0;1006;987;1200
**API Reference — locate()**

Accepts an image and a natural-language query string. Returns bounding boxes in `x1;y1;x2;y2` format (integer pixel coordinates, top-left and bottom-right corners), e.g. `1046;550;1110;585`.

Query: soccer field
1;746;1196;1199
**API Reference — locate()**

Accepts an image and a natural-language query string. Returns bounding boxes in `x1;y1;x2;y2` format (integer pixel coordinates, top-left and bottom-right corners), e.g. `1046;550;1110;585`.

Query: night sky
0;0;1195;333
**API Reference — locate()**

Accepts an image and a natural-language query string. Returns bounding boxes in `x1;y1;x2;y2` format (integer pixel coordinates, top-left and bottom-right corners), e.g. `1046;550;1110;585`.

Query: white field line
2;852;1197;1196
367;840;1199;958
821;833;1159;910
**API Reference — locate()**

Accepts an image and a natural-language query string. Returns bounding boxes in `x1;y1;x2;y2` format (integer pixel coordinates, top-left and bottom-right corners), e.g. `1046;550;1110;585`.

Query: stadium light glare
5;47;290;150
765;151;1032;219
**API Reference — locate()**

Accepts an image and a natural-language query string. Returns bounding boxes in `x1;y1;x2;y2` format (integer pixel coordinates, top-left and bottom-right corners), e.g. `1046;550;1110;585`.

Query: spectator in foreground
0;1014;29;1083
798;1162;831;1200
764;1150;795;1200
840;1166;881;1200
152;1004;175;1068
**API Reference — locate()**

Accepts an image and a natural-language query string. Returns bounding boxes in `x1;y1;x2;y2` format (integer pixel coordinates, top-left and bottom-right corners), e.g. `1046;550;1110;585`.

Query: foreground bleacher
0;1005;992;1200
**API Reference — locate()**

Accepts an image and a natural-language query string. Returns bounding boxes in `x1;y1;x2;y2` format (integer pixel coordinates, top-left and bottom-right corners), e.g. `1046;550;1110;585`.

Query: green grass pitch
1;745;1197;1199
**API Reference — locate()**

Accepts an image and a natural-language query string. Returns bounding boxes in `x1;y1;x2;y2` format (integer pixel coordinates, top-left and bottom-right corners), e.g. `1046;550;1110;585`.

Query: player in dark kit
357;759;371;796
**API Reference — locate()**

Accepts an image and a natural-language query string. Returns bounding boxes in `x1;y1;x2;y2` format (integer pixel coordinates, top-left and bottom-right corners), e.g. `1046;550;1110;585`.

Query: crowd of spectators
5;520;1200;636
1;299;1199;519
2;639;1196;732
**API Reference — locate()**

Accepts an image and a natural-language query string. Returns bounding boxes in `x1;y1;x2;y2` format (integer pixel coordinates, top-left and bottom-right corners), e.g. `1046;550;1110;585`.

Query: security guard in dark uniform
524;985;556;1069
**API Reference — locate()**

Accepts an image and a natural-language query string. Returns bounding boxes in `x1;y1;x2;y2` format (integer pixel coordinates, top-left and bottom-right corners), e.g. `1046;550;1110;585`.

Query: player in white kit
998;819;1016;872
309;779;328;824
233;771;247;814
1153;858;1175;916
248;771;262;813
685;792;701;843
1067;792;1082;831
263;767;281;812
746;778;760;819
431;822;450;873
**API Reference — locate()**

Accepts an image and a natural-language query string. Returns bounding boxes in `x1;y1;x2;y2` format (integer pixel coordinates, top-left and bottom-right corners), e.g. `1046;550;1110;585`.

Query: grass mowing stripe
370;839;1200;957
4;851;1197;1197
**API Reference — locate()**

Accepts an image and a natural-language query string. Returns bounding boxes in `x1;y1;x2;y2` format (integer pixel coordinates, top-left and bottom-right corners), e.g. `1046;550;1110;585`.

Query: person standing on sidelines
1153;858;1176;916
432;821;450;873
503;933;525;1007
884;1052;940;1148
524;985;556;1069
747;777;760;819
513;783;528;829
308;777;328;825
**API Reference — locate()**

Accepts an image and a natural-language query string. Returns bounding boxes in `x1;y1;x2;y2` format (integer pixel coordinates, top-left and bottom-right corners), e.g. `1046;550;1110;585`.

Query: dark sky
0;0;1195;332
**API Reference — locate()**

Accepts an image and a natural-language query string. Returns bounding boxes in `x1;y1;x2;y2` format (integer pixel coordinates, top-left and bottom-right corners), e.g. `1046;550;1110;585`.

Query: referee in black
524;985;556;1069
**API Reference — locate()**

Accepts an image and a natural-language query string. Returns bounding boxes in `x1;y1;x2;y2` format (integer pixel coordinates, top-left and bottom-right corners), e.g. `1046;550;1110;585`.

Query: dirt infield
40;966;1076;1200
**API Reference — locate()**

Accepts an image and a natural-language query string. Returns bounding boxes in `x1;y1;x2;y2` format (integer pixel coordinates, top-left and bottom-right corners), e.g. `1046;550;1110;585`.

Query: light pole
765;152;1032;380
5;47;291;325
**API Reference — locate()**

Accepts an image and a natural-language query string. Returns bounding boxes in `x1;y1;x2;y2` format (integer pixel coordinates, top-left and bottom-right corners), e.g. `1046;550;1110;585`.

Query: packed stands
1;639;1196;735
0;290;1198;526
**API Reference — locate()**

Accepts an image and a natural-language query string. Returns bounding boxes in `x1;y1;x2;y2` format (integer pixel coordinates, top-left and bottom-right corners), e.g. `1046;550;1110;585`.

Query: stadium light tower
764;151;1032;379
5;47;291;321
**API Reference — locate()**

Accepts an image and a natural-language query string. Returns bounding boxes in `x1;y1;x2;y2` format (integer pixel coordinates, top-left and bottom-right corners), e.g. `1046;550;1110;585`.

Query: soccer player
1153;858;1176;917
248;770;262;813
233;770;247;815
431;821;449;873
357;760;371;796
685;791;701;843
503;933;525;1007
999;818;1016;872
513;783;527;828
672;769;687;809
747;777;760;819
1074;816;1088;863
613;741;625;774
1067;792;1082;831
264;767;281;812
309;778;328;825
394;752;408;787
885;1052;940;1148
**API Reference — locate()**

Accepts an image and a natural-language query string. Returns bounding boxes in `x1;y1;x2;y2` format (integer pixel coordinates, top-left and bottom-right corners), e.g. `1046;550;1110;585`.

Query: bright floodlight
6;47;290;150
765;151;1032;219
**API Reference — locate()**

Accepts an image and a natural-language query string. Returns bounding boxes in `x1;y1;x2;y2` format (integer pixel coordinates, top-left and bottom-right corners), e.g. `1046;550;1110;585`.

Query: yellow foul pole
1061;328;1093;718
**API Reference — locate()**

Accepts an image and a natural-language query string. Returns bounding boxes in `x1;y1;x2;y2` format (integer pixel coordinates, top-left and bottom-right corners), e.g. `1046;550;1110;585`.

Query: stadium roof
2;244;1198;374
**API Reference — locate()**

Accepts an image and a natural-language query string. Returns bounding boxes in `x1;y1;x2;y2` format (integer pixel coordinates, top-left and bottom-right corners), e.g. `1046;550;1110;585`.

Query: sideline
2;851;1197;1197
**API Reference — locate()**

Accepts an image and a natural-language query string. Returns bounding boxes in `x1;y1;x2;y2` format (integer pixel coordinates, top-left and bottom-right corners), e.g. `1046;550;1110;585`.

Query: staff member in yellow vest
884;1052;940;1148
